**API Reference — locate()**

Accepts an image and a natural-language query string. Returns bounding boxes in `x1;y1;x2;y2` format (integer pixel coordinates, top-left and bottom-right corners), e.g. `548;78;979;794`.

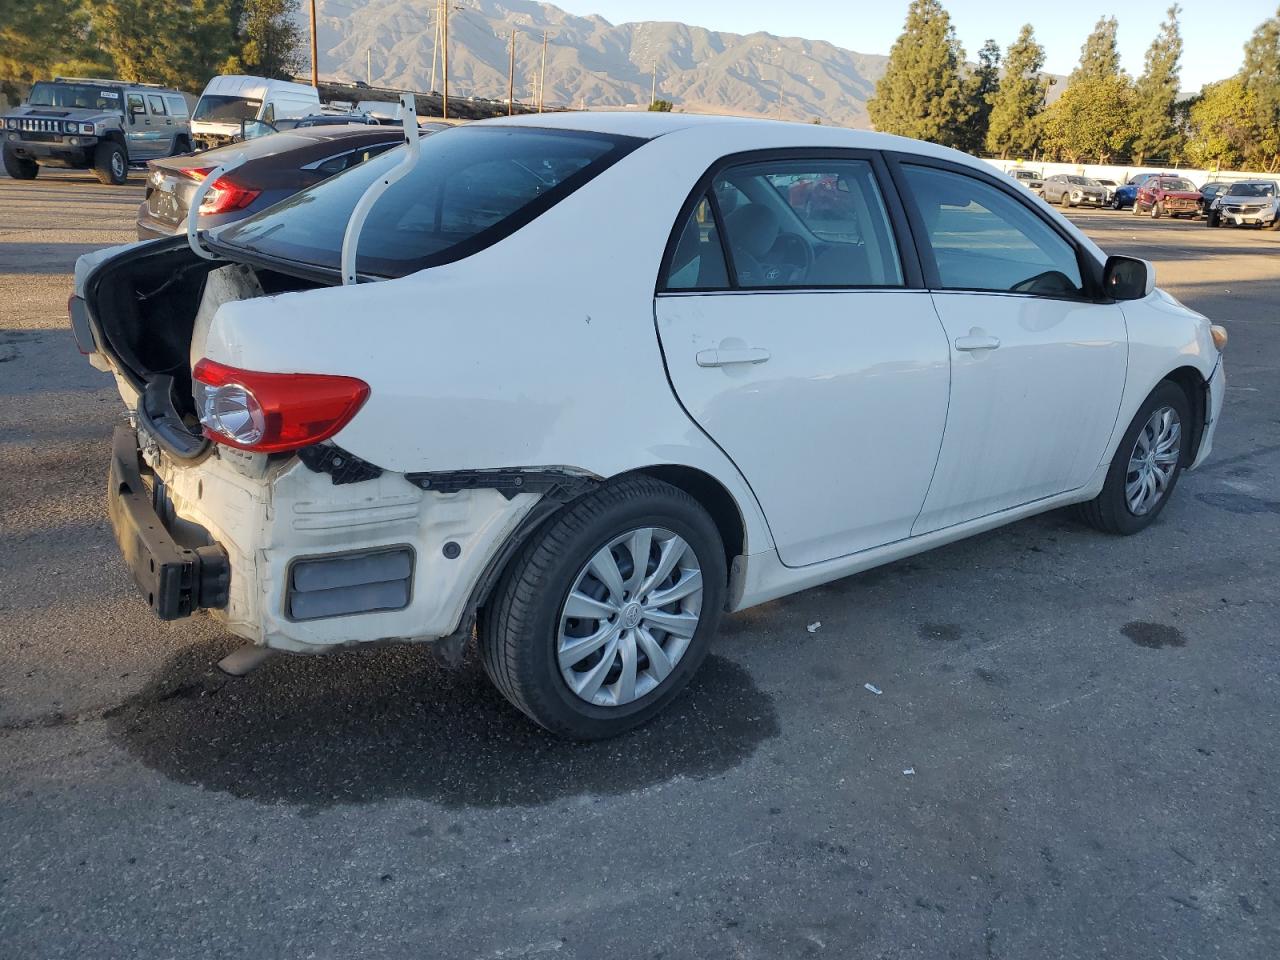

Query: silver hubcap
557;527;703;708
112;152;125;177
1126;405;1181;516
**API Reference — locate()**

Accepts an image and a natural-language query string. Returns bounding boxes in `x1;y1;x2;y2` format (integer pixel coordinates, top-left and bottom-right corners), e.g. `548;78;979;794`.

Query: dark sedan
136;125;407;240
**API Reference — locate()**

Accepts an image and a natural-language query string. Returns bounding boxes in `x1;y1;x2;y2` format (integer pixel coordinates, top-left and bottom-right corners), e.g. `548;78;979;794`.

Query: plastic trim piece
403;469;599;501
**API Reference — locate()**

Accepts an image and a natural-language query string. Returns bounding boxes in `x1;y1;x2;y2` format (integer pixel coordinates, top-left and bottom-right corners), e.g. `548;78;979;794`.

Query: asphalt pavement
1;170;1277;959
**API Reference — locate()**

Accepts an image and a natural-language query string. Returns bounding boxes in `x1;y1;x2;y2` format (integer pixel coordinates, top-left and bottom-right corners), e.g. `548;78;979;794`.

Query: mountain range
309;0;894;126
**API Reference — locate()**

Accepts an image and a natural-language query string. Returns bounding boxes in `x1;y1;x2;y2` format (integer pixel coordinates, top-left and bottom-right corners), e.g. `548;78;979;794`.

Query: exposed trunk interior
87;237;331;456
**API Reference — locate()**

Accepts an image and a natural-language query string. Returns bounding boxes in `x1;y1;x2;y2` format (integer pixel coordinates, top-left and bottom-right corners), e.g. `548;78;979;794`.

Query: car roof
153;125;399;169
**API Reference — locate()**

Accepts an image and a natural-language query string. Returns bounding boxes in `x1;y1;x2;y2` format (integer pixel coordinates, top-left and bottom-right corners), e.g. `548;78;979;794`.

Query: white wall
982;158;1274;187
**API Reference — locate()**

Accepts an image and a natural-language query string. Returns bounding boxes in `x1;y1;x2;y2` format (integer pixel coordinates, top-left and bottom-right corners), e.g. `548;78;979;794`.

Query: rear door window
146;95;167;116
901;164;1084;297
166;96;189;117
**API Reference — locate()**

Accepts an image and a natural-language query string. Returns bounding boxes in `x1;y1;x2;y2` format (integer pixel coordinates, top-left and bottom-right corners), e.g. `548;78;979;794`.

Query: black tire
1206;211;1221;228
172;136;191;155
481;475;727;739
1151;201;1164;219
1076;381;1193;535
2;148;38;180
1131;201;1143;216
1111;197;1122;210
1060;191;1071;208
1267;217;1280;232
93;140;127;185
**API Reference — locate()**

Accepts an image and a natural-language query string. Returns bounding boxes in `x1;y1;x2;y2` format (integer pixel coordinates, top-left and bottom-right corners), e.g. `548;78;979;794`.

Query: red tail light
192;359;370;453
180;166;214;181
198;175;261;215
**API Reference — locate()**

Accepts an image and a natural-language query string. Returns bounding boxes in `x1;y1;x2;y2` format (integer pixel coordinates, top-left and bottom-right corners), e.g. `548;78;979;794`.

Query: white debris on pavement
903;767;916;776
807;621;821;633
864;683;882;695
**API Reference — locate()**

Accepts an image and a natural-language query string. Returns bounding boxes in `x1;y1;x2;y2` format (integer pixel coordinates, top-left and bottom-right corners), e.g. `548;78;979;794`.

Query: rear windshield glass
27;82;122;112
216;126;642;277
193;95;262;122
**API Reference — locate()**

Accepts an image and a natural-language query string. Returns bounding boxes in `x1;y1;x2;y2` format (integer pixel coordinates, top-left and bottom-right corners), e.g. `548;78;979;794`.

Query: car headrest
724;203;780;260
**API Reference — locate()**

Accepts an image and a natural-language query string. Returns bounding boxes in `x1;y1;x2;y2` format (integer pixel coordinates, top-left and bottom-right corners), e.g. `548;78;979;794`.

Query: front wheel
1076;381;1191;535
481;476;726;739
1206;211;1221;228
93;141;127;185
1131;201;1143;216
1151;201;1164;219
2;148;38;180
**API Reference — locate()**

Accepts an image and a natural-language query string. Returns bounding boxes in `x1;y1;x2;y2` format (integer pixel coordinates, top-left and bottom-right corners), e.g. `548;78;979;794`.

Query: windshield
26;82;123;112
1228;182;1276;197
193;95;262;122
1159;178;1195;191
216;125;642;277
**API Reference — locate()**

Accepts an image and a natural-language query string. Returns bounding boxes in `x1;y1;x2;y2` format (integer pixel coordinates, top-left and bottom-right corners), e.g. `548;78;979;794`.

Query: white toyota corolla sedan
73;112;1226;739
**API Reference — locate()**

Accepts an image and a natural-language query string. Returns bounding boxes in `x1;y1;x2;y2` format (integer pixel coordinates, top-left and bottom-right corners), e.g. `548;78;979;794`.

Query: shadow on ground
105;639;779;812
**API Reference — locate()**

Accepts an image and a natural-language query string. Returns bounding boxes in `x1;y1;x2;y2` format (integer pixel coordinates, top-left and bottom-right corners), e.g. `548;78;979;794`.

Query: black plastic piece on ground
296;444;384;485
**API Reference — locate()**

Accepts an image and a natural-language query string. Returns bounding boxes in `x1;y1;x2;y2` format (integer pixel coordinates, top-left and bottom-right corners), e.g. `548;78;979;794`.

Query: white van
190;75;320;149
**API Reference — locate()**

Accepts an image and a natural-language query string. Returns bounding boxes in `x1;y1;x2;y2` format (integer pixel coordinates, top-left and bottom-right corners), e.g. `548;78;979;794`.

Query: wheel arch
1162;364;1209;464
624;464;747;568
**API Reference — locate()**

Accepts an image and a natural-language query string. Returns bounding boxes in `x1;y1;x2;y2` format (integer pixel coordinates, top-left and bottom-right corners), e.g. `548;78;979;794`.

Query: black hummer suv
2;77;192;185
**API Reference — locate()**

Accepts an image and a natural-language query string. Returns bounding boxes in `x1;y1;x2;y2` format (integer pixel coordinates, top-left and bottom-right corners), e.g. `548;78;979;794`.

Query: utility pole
308;0;319;88
651;58;657;107
508;31;516;116
367;49;371;85
442;0;450;119
430;0;440;93
538;30;548;113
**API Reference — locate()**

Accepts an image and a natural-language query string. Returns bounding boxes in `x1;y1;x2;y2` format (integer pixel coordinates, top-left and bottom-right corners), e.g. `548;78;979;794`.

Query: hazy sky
559;1;1274;91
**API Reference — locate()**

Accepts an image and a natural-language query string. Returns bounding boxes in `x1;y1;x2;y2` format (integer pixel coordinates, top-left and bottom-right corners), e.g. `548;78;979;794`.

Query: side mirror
1105;255;1155;300
238;118;277;142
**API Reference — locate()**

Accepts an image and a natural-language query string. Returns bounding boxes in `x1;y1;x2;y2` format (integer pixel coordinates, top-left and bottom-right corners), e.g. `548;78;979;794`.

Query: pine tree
1072;16;1122;82
1243;6;1280;138
224;0;306;80
1131;5;1184;164
866;0;969;147
0;1;103;105
985;25;1047;159
956;39;1000;153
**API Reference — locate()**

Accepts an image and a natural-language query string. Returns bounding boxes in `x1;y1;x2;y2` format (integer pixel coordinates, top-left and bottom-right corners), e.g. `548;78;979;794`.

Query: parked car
1133;175;1202;218
191;75;320;150
1111;172;1159;209
136;124;409;239
2;76;191;185
282;113;381;129
1199;180;1237;218
1007;168;1044;192
72;114;1226;739
1205;180;1280;229
1095;178;1118;204
1041;174;1108;208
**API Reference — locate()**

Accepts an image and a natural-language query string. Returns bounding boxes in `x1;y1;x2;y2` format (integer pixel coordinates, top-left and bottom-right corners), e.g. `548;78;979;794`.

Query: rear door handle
696;347;771;367
954;330;1001;352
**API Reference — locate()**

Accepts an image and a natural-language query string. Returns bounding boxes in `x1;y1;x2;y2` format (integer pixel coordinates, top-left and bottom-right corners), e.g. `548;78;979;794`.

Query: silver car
1206;180;1280;229
1042;174;1107;208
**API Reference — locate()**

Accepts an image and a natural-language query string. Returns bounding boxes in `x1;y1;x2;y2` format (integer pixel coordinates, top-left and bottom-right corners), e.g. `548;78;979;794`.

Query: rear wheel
93;141;127;185
481;476;726;739
1076;381;1191;535
2;148;38;180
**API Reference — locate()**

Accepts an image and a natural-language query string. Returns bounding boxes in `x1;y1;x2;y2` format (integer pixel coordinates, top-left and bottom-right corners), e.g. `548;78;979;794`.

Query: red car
1133;175;1201;219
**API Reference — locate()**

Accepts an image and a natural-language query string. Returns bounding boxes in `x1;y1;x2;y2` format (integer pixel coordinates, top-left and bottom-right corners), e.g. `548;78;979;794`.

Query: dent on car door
893;161;1127;534
654;154;951;567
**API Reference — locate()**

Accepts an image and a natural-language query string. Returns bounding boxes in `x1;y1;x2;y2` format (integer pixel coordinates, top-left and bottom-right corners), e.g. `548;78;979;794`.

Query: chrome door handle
954;331;1001;352
696;347;771;367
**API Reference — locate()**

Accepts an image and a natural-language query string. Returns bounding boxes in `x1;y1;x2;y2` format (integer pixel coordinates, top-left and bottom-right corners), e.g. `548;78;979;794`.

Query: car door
124;93;153;159
147;94;174;150
890;159;1127;535
654;153;951;567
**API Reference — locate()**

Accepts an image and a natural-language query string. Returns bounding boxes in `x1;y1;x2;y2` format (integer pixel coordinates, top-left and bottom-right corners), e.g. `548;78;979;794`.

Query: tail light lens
198;176;261;215
180;166;214;181
192;359;370;453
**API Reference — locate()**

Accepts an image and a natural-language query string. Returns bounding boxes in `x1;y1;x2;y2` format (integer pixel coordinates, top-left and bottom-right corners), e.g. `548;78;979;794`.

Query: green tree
867;0;969;147
89;0;237;92
1131;4;1184;164
1071;16;1122;82
1185;76;1280;170
1242;6;1280;138
956;38;1000;153
985;25;1048;158
223;0;305;80
1041;75;1134;162
648;98;673;112
0;0;105;104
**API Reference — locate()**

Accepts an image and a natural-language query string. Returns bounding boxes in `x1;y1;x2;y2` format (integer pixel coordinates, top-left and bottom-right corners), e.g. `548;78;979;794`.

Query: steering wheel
760;231;814;284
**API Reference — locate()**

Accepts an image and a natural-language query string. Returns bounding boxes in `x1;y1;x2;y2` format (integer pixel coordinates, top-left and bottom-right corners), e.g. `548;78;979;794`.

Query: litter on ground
864;683;883;695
